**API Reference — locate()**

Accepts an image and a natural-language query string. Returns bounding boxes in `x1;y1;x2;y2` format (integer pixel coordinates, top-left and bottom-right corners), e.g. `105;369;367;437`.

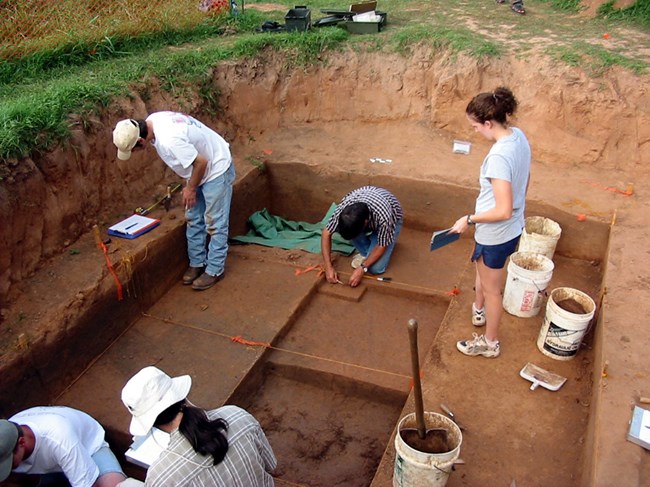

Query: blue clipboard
430;228;460;251
107;215;161;240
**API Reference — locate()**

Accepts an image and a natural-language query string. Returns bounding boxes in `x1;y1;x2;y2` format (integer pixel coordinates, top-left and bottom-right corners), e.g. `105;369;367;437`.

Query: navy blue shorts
471;235;521;269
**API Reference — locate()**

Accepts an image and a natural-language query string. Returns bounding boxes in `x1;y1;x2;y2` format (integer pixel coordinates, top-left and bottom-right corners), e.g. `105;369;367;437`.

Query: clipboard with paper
108;214;161;239
125;427;170;468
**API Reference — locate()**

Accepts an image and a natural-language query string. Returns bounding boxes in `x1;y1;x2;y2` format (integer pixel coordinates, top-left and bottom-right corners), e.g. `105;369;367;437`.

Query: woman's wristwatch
467;214;475;225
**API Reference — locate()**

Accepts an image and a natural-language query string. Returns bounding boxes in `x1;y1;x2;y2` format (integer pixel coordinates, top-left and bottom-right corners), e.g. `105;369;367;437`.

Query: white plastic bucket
503;252;555;318
393;412;462;487
518;216;562;260
537;287;596;361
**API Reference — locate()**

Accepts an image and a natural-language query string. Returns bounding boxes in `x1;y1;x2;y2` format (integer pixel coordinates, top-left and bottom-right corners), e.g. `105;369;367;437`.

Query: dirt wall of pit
1;47;648;310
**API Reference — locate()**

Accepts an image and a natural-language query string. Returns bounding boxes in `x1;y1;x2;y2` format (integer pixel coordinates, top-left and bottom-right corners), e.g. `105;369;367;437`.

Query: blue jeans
186;163;235;277
350;220;402;274
28;446;124;486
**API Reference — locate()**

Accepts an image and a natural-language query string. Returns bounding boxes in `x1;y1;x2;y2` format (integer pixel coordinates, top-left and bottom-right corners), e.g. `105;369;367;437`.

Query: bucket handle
431;456;459;474
511;277;549;296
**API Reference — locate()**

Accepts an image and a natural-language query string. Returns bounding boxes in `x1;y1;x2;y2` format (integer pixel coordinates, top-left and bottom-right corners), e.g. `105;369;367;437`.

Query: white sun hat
121;366;192;436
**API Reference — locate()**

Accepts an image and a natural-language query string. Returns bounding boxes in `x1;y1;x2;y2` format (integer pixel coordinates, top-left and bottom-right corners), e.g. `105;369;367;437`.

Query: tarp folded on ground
231;203;355;255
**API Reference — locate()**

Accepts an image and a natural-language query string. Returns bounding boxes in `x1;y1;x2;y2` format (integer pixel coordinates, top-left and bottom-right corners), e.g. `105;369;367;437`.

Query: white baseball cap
113;119;141;160
121;366;192;436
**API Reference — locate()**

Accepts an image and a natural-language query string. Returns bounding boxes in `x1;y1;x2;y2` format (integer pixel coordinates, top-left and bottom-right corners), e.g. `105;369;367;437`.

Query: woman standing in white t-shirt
450;87;531;358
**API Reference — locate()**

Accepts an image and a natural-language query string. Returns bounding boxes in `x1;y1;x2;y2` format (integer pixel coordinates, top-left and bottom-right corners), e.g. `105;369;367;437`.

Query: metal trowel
399;319;450;454
520;362;567;391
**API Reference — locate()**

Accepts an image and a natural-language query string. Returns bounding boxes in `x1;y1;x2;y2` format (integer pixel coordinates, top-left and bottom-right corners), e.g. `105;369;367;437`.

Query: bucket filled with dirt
518;216;562;260
393;412;462;487
537;287;596;360
503;251;554;318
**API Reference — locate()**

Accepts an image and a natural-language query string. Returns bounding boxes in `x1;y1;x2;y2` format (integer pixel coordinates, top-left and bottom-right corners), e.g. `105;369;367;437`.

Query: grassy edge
0;0;648;166
0;16;503;165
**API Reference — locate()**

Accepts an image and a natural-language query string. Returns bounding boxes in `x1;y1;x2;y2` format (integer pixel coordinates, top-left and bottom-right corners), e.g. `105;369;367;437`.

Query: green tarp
231;203;354;255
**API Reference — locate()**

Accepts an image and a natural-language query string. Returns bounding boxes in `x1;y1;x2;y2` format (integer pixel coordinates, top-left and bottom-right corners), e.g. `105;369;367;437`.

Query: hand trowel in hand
520;362;567;391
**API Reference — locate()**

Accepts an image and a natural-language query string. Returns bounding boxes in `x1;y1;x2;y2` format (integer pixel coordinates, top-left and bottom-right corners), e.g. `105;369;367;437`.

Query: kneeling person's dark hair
337;202;369;240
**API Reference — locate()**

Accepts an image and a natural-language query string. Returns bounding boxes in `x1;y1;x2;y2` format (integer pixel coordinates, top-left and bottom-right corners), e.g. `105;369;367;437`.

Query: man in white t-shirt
112;113;235;291
0;406;126;487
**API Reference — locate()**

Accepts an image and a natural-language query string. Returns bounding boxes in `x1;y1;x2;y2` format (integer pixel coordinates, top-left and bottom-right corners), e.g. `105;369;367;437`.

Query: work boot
191;272;224;291
182;266;204;285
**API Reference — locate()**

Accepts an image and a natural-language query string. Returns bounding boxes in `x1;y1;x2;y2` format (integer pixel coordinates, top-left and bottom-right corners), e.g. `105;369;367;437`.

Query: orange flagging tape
294;264;325;277
408;370;425;389
93;226;123;301
99;241;123;301
584;180;634;196
230;336;271;348
446;286;461;296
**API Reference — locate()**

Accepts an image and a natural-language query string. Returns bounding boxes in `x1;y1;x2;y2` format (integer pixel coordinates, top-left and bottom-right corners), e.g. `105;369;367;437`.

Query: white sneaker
472;303;486;327
351;253;366;269
457;333;500;358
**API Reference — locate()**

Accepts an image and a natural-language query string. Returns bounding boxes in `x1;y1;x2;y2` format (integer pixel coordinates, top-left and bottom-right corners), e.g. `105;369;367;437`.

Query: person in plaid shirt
121;367;276;487
321;186;403;287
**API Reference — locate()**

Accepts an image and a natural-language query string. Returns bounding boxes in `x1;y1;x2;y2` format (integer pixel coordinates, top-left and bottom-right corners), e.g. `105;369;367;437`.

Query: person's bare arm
451;178;512;233
348;245;386;287
321;228;339;284
182;154;209;209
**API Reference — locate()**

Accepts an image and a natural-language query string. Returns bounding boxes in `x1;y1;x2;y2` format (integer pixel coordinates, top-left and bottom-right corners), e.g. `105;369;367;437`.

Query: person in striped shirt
121;367;276;487
322;186;403;287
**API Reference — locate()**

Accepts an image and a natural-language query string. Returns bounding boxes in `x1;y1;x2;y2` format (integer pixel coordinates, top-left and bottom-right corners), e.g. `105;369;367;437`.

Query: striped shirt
145;406;276;487
326;186;403;247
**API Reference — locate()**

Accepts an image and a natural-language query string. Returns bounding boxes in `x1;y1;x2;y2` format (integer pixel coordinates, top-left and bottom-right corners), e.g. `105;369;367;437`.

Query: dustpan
520;362;567;391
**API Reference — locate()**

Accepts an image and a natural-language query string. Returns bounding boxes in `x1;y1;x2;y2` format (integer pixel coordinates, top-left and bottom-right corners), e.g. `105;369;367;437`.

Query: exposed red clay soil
1;42;649;486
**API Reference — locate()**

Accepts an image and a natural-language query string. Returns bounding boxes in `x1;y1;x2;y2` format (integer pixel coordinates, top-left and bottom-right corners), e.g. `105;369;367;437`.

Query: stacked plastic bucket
503;216;595;360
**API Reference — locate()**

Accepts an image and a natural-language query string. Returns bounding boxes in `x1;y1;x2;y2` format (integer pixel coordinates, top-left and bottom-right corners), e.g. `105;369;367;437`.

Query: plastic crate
285;6;311;31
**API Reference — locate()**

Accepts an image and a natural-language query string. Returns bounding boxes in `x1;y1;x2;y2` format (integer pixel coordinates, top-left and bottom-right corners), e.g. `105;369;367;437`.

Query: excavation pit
1;161;608;486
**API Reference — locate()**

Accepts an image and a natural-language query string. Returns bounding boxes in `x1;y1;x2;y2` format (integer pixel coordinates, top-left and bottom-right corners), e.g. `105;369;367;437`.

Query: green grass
391;24;500;57
0;0;648;165
546;41;647;75
597;0;650;26
0;22;225;87
0;17;351;161
537;0;585;13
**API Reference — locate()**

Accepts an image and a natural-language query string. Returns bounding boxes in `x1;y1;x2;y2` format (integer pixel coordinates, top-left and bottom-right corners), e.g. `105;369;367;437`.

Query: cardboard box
350;1;377;13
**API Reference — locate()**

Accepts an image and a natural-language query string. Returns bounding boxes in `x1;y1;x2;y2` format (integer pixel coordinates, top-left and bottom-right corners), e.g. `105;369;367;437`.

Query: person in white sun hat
121;366;276;487
112;113;235;291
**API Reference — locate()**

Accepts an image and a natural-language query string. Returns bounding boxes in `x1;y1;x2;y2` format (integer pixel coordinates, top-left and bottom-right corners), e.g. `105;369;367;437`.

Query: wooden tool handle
92;225;102;248
408;319;426;439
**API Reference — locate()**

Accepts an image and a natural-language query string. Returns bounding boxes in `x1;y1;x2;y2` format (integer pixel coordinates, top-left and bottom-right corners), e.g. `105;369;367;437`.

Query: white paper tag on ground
452;140;471;155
